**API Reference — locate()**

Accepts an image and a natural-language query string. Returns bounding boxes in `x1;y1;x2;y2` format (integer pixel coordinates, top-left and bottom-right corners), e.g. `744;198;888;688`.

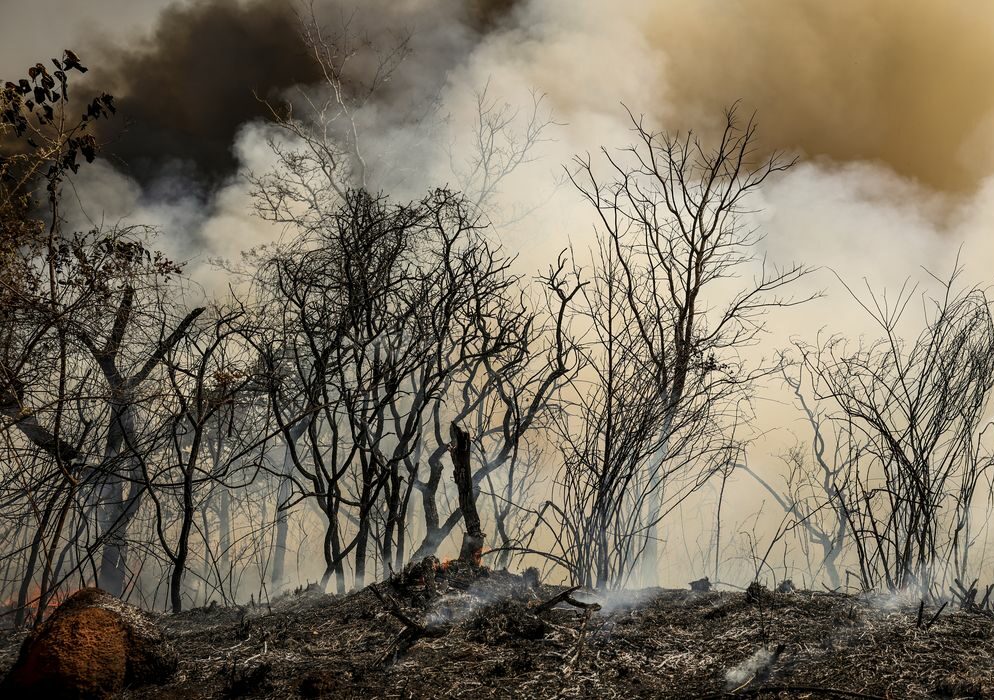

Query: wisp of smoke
724;646;777;690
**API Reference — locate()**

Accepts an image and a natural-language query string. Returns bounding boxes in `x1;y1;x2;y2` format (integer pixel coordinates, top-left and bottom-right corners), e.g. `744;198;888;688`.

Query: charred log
691;577;712;592
532;585;603;614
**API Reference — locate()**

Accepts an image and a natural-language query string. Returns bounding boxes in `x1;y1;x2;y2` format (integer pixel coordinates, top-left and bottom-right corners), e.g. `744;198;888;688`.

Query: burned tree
450;423;484;565
0;55;215;615
738;360;853;590
0;227;202;612
551;105;812;588
247;187;552;590
145;306;271;612
407;253;579;565
798;269;994;594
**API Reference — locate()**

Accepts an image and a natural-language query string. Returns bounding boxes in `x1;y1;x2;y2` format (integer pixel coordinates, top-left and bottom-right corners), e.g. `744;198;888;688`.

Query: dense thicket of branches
245;187;573;592
540;107;811;588
795;274;994;595
0;48;573;617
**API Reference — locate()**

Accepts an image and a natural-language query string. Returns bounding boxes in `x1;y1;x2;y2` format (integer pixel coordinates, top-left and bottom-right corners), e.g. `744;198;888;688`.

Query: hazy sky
0;0;170;73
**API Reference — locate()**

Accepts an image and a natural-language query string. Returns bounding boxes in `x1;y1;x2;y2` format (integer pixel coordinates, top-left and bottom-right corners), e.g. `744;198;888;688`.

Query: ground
2;564;993;699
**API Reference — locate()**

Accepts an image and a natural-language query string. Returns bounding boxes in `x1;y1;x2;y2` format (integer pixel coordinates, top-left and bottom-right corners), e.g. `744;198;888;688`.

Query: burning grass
2;564;993;698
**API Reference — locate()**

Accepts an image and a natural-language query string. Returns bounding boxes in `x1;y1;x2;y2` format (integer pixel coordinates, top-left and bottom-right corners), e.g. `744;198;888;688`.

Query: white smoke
725;646;777;689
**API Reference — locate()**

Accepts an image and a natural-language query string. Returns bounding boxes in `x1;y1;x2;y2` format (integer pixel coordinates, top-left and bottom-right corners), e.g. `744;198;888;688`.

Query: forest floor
2;562;993;699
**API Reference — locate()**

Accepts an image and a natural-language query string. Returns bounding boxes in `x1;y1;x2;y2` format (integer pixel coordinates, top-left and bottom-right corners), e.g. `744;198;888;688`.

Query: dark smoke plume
92;1;322;188
89;0;522;189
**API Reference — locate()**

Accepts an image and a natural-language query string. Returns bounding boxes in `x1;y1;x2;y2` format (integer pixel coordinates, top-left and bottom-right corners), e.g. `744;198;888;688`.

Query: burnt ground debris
1;562;993;699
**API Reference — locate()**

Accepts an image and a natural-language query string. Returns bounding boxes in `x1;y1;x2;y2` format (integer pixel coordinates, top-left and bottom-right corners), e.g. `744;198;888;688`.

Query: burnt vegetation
1;18;994;699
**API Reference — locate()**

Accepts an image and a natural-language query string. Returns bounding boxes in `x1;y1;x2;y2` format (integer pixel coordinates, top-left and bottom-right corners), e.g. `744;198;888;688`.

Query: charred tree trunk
217;490;231;589
382;464;402;573
15;489;58;627
450;423;484;565
270;423;305;589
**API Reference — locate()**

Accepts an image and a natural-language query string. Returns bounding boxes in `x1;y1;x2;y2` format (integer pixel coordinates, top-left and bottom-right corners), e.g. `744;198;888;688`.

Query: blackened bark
450;423;484;564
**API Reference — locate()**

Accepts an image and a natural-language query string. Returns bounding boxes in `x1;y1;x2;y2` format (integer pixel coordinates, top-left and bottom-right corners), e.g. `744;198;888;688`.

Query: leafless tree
449;80;561;225
550;105;812;588
0;55;225;619
246;186;569;590
249;4;415;213
742;363;852;589
797;268;994;595
142;305;272;612
244;7;575;586
407;252;579;564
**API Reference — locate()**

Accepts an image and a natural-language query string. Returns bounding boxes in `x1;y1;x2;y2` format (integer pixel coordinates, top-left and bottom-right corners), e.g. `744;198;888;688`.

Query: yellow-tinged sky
642;0;994;193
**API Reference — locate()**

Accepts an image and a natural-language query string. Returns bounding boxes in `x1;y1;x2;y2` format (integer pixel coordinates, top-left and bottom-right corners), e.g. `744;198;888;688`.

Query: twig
261;581;272;615
563;607;594;676
925;602;948;630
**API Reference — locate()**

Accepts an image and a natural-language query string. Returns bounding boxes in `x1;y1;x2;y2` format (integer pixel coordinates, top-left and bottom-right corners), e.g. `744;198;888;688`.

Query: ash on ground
2;563;992;699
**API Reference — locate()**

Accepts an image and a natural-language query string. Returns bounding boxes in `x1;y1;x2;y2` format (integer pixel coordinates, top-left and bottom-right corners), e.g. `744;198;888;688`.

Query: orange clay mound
1;588;176;699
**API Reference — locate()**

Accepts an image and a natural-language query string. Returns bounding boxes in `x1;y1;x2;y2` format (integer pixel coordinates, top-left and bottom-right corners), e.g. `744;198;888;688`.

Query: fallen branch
925;602;948;630
981;584;994;609
564;594;602;612
533;586;581;613
372;585;427;634
371;585;447;666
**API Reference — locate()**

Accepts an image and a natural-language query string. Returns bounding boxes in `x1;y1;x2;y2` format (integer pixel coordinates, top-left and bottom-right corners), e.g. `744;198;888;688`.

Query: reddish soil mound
1;587;177;699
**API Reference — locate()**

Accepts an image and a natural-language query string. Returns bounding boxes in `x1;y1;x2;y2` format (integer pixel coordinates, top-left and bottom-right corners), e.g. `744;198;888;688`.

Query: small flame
1;585;75;622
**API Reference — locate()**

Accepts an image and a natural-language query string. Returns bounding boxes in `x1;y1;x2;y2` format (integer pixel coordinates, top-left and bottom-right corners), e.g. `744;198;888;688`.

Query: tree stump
450;422;485;565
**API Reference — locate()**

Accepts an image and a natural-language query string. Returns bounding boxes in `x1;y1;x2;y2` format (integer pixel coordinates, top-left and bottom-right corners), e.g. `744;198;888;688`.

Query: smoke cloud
33;0;994;363
86;0;523;188
644;0;994;194
92;0;323;187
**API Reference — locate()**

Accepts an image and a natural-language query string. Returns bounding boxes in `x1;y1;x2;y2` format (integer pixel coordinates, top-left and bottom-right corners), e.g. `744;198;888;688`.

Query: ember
0;586;78;627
